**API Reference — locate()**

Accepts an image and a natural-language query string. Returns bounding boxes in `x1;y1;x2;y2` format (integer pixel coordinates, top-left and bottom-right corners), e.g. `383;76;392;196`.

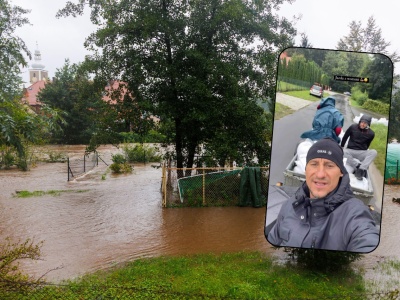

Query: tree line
1;0;400;174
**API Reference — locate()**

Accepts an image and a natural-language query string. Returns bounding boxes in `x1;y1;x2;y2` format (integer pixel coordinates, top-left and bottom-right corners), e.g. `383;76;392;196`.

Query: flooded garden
0;144;399;291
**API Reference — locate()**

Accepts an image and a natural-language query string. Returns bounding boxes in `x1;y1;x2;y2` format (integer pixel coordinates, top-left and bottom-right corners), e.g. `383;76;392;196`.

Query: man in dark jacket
340;114;376;180
300;97;344;143
267;137;379;252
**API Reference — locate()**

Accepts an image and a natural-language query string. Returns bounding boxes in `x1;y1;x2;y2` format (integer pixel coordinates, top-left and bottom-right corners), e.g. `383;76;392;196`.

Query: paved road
269;93;385;210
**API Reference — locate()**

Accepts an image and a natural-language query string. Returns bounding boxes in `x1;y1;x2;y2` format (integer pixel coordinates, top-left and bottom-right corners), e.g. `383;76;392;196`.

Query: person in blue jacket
267;137;379;252
300;97;344;143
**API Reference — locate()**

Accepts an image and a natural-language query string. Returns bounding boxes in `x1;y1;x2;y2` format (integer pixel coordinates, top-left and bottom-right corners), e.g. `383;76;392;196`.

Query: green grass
370;123;389;176
14;189;89;198
273;102;295;120
282;90;328;102
350;97;363;108
6;252;370;299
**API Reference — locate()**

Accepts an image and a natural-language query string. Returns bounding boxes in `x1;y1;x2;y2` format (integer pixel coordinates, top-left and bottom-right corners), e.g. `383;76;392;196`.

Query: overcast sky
12;0;400;86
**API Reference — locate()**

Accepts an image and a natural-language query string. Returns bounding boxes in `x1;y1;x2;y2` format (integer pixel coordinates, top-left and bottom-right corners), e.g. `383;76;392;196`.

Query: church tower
29;43;49;84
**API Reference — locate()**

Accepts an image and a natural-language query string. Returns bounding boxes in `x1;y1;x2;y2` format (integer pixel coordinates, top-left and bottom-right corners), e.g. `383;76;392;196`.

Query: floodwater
1;145;400;285
0;145;272;283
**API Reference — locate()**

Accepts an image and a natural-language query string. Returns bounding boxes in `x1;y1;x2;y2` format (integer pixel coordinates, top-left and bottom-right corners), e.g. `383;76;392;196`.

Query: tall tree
0;0;64;170
57;0;296;171
37;60;102;144
337;16;399;63
0;0;31;102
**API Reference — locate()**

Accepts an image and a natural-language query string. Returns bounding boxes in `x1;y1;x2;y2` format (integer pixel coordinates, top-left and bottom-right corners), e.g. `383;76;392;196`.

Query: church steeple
29;42;48;84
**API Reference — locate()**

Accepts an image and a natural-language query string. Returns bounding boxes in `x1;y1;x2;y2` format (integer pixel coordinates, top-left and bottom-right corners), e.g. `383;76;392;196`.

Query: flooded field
0;144;399;286
0;145;272;283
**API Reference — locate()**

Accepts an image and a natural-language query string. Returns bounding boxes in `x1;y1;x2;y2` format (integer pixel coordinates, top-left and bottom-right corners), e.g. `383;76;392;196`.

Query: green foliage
37;59;102;144
14;189;89;198
109;162;133;174
0;237;45;293
111;153;127;164
0;146;15;169
122;144;162;163
369;123;388;176
351;86;369;106
362;99;390;116
286;248;362;273
10;252;369;299
57;0;296;171
119;130;166;143
389;88;400;141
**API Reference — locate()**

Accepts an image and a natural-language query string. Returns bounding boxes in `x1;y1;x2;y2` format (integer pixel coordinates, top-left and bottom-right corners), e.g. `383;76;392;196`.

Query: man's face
359;121;368;129
305;158;343;199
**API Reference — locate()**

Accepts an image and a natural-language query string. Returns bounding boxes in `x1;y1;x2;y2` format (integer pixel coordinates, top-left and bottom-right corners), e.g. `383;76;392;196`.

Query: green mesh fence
177;169;242;206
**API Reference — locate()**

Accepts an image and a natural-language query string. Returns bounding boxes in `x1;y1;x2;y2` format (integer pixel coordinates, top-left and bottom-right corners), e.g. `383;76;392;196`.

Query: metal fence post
202;168;206;206
397;160;399;181
67;157;70;181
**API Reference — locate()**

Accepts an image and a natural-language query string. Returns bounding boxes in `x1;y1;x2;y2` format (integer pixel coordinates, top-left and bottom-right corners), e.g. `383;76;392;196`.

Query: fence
161;165;269;207
67;151;99;181
385;160;400;184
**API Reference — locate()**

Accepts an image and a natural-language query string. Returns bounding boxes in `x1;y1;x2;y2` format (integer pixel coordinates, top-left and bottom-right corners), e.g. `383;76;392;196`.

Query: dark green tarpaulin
239;167;264;207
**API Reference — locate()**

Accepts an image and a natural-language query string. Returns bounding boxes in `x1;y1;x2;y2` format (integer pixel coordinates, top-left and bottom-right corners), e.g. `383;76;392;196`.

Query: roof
22;80;46;106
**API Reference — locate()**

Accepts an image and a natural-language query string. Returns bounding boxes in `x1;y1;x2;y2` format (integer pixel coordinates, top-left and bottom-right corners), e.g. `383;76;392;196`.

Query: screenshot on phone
264;47;393;253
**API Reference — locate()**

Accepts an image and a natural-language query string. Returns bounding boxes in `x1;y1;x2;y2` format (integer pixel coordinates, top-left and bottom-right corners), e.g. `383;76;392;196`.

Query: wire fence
161;165;269;207
67;151;100;181
385;160;400;184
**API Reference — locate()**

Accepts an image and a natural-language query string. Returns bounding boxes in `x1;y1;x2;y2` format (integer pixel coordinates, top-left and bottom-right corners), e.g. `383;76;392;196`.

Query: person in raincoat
300;97;344;143
267;137;379;252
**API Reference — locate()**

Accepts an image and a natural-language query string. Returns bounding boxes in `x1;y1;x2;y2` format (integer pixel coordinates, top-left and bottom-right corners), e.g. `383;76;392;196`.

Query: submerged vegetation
13;189;89;198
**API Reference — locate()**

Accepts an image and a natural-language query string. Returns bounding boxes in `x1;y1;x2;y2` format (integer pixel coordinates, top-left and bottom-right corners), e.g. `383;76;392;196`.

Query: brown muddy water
1;145;400;286
0;145;272;283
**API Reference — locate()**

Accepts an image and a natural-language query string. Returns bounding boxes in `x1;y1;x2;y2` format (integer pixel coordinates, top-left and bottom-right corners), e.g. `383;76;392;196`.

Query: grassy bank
282;90;328;102
370;123;388;176
6;252;370;299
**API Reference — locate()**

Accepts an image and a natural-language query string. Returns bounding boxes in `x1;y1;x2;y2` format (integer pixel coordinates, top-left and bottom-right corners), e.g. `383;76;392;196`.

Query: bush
119;130;166;143
122;144;162;163
0;148;15;169
109;162;133;174
362;99;390;115
111;153;126;164
351;87;368;106
1;238;45;293
286;248;362;273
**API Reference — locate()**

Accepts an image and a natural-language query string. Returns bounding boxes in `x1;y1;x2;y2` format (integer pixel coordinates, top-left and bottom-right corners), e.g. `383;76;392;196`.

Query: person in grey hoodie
267;137;379;253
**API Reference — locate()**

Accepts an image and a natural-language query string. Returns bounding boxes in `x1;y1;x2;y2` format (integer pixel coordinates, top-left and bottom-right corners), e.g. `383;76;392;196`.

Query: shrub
351;87;369;106
122;144;162;163
111;153;126;164
362;99;390;115
286;248;362;273
0;148;15;169
109;162;133;174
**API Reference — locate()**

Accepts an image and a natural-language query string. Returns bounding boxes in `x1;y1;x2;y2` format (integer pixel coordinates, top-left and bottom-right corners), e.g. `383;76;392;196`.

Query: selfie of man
267;137;380;252
265;47;393;253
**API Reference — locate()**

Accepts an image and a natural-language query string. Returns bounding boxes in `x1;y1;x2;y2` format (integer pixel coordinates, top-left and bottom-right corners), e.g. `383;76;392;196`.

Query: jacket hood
359;114;372;126
319;97;336;109
295;173;354;214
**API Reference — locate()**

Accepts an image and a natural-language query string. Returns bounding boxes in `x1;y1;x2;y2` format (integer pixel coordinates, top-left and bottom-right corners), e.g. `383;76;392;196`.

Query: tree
0;0;64;170
57;0;296;171
0;0;31;102
37;60;102;144
337;16;399;63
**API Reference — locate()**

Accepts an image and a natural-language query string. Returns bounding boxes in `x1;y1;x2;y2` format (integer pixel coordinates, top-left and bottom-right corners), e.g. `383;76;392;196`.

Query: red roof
22;80;46;106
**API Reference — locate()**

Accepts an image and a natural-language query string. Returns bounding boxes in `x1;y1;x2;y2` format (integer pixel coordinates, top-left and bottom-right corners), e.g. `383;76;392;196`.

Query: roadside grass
14;189;89;198
350;97;363;108
282;90;328;102
370;123;389;176
273;102;295;120
10;252;369;299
